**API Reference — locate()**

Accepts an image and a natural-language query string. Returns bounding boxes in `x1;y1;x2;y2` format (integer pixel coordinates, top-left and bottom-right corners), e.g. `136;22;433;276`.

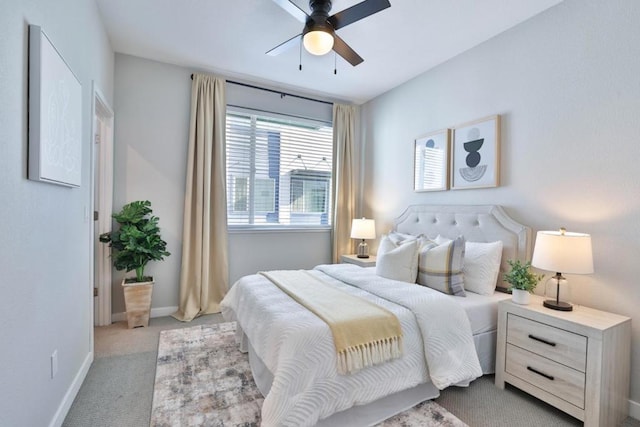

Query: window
226;110;333;227
290;170;330;213
232;176;248;212
231;176;275;213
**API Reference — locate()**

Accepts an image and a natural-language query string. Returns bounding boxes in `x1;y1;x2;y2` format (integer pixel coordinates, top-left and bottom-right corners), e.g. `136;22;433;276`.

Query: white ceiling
96;0;562;104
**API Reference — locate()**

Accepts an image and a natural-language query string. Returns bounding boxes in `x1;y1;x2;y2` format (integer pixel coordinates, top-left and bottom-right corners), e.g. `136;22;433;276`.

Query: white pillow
434;236;503;295
375;235;419;283
387;231;419;245
416;236;466;296
433;234;452;245
464;241;503;296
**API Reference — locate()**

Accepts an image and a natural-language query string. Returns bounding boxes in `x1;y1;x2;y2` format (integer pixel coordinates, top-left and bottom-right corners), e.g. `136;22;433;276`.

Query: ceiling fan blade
271;0;309;23
332;34;364;66
328;0;391;30
266;33;302;56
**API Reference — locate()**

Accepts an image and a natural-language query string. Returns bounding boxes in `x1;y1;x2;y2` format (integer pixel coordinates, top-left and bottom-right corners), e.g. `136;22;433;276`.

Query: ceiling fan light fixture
269;0;390;66
303;26;334;56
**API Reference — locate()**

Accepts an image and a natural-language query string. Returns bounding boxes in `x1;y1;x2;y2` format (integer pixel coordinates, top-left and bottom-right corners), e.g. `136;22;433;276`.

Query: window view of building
226;111;333;227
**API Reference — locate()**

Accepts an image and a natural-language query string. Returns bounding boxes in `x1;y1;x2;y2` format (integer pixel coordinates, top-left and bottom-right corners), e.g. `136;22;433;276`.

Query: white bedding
455;290;511;334
221;263;482;427
358;266;512;335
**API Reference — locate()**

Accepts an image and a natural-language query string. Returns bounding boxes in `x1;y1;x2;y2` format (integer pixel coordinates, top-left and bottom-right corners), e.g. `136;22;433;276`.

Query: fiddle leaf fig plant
99;200;170;283
504;259;544;293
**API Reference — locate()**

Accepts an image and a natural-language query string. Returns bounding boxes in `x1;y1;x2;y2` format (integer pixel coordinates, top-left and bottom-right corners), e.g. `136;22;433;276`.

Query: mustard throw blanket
260;270;403;374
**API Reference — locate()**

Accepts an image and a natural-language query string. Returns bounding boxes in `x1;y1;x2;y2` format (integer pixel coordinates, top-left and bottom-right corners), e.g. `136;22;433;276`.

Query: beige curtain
331;104;358;263
173;74;228;322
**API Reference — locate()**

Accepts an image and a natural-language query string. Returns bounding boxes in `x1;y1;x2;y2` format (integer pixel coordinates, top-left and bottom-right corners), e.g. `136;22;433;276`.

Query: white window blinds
226;110;333;227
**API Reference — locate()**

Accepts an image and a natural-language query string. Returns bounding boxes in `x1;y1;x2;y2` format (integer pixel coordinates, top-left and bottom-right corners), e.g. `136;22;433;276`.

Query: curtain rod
190;74;333;106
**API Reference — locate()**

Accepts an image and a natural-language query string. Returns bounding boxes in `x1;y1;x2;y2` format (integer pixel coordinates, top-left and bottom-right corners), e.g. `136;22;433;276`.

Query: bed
221;205;531;426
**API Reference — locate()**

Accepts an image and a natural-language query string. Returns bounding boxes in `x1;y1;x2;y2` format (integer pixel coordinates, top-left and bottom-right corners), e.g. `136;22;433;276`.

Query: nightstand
495;295;631;427
340;254;377;267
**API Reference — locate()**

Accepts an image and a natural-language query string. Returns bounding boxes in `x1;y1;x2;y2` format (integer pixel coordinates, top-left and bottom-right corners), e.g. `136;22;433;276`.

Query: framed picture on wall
28;25;82;187
414;129;450;192
451;115;500;190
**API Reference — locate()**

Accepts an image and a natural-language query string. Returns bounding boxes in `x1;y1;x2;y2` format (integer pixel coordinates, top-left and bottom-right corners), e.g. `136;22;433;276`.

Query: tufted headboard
394;205;531;292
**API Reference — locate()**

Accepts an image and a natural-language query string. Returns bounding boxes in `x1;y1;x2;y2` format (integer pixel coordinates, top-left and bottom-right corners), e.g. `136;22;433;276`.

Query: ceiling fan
266;0;391;66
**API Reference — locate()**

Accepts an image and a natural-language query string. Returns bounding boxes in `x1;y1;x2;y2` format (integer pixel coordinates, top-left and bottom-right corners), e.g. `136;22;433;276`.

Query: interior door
92;85;114;326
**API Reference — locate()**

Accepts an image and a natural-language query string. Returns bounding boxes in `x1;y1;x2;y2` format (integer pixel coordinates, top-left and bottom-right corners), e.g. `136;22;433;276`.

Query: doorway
92;83;114;326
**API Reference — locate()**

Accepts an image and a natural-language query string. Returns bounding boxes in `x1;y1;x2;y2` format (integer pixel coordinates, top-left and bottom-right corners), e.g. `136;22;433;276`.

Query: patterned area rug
151;322;467;427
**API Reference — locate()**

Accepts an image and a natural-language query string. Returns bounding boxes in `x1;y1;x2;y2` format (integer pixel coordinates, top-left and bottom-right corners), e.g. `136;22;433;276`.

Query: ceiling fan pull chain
334;51;337;75
299;39;303;71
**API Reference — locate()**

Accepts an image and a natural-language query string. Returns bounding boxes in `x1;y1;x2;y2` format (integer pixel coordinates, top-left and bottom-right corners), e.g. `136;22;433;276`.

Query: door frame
91;81;114;327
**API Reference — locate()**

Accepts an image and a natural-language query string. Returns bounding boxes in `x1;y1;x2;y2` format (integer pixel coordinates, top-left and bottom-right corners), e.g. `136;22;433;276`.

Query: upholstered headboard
394;205;531;292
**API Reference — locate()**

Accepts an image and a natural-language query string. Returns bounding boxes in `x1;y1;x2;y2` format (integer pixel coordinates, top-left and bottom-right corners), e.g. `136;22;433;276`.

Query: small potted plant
504;259;544;305
100;200;170;328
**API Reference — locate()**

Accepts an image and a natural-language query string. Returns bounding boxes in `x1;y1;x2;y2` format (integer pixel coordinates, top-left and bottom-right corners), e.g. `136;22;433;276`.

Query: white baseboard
48;351;93;427
630;398;640;421
111;305;178;323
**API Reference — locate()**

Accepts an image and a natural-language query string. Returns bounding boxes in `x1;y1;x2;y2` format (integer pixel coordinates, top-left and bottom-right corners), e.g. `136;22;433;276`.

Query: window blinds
226;110;333;227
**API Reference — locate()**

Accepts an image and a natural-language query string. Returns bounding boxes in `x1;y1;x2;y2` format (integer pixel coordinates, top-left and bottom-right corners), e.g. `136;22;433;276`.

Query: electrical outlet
51;350;58;379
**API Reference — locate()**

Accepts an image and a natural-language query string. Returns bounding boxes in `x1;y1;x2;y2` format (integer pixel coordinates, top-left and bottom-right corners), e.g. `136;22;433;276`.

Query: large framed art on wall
451;115;500;190
28;25;82;187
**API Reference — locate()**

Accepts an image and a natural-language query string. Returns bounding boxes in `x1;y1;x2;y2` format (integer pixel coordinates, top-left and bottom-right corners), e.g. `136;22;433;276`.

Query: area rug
151;322;467;427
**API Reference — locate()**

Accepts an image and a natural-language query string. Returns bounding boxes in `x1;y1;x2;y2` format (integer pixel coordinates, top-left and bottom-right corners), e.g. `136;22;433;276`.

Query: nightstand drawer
507;313;587;372
506;343;585;409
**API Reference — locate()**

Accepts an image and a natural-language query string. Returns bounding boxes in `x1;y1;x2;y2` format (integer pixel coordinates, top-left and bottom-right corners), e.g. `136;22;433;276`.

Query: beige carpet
94;313;224;358
151;321;467;427
63;314;640;427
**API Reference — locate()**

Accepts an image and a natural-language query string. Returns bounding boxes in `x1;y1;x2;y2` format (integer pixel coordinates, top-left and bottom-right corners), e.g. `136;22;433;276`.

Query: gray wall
0;0;114;425
112;54;334;314
112;54;191;314
361;0;640;407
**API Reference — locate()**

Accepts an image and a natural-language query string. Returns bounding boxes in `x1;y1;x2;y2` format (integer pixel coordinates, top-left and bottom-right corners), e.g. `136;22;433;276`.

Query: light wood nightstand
340;254;377;267
495;295;631;427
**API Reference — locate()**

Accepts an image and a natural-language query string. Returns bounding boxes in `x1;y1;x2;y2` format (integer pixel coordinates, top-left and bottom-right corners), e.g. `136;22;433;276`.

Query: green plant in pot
100;200;170;328
504;259;544;305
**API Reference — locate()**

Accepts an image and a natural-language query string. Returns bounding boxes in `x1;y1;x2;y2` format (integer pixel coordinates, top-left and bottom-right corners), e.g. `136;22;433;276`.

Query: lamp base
356;240;369;258
543;299;573;311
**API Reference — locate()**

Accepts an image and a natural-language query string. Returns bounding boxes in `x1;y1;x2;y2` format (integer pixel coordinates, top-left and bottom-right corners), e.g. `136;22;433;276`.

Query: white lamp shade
303;30;334;55
531;230;594;274
350;218;376;240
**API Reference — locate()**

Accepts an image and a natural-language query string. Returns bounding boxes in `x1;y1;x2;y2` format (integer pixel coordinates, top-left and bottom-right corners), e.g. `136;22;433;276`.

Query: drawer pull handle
527;366;554;381
528;334;556;347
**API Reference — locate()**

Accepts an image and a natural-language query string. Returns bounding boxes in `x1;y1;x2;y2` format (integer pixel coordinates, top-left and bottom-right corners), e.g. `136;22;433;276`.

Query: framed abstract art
414;128;450;192
28;25;82;187
451;115;500;190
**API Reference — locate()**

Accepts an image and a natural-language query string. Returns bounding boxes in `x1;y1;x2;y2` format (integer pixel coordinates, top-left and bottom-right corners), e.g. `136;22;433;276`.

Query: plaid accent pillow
416;236;466;296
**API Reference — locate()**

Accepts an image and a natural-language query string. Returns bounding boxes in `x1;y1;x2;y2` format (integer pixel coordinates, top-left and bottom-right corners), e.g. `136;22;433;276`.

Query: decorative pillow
375;235;420;283
433;234;452;245
433;236;503;296
416;236;466;296
387;231;419;245
463;241;503;296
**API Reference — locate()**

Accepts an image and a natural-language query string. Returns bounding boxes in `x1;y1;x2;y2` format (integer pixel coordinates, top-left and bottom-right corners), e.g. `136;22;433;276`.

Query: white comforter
220;264;482;427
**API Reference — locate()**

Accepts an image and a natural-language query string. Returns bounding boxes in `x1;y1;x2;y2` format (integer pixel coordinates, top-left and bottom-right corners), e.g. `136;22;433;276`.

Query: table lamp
350;218;376;258
531;228;594;311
